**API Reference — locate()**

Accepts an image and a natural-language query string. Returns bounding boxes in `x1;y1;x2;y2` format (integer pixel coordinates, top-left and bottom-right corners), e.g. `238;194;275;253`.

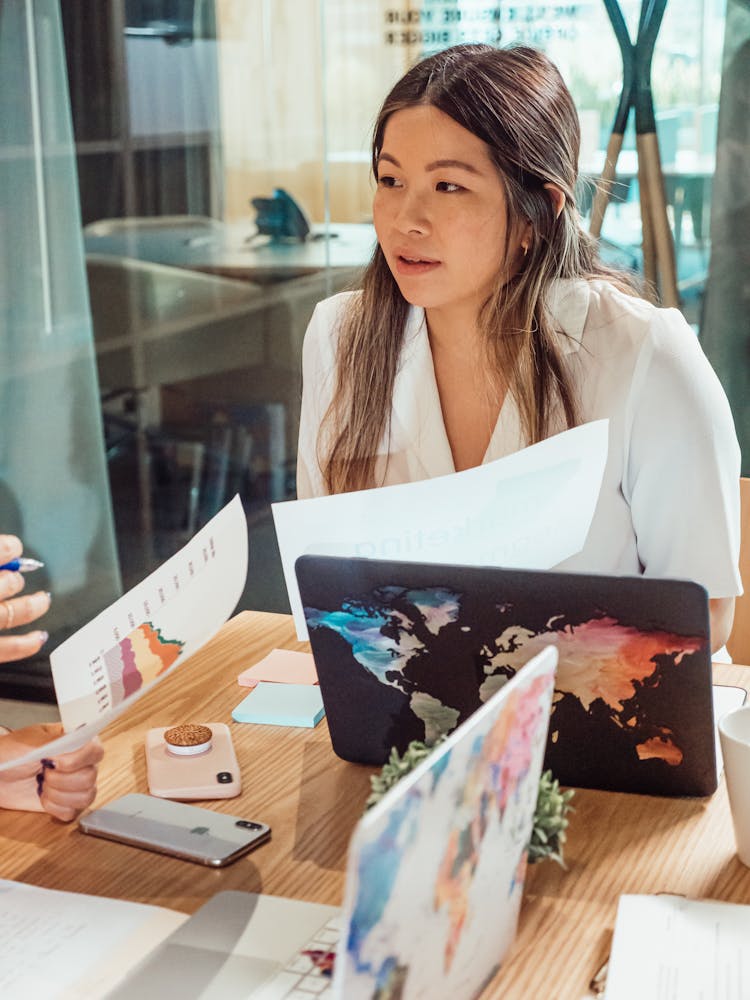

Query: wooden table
1;610;749;999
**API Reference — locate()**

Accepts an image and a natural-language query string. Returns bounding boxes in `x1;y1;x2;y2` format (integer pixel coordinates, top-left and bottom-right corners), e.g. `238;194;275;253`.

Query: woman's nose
394;190;430;236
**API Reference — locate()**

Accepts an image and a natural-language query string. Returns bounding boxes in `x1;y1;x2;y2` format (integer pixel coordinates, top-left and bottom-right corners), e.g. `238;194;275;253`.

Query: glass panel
64;1;344;616
0;0;121;699
60;1;123;144
55;0;728;632
324;0;726;325
700;0;750;474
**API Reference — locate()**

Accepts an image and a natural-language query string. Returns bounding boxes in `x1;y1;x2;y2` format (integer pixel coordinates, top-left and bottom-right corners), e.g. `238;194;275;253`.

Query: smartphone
79;793;271;867
145;723;241;800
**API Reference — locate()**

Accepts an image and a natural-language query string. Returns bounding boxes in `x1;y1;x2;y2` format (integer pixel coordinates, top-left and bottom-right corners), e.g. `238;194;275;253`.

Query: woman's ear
544;183;565;219
519;220;533;256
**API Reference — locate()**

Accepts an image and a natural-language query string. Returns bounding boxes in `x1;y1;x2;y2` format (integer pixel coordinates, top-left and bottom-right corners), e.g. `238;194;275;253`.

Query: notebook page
0;879;186;999
605;894;750;999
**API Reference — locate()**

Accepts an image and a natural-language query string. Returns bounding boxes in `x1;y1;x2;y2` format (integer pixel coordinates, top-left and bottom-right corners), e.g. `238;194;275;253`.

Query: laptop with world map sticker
296;555;721;796
106;645;557;1000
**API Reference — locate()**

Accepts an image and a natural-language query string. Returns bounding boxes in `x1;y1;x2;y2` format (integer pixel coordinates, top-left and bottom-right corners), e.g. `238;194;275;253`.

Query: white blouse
297;279;742;599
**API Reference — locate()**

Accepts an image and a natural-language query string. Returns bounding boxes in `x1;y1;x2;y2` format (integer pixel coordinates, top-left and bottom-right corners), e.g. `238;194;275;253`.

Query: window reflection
60;0;726;614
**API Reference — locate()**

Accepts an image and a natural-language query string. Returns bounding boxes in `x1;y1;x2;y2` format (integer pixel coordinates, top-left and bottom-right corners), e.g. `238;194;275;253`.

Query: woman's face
373;104;521;325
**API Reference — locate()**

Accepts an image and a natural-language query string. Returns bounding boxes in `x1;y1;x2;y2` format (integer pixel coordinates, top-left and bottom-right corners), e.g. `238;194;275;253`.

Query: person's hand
0;534;50;662
0;723;103;821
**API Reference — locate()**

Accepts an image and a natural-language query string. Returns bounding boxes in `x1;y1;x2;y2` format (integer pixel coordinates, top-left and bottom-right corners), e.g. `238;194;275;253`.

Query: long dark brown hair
320;44;634;494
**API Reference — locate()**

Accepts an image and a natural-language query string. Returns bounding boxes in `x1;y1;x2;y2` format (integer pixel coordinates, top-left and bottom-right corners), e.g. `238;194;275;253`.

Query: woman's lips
394;253;441;276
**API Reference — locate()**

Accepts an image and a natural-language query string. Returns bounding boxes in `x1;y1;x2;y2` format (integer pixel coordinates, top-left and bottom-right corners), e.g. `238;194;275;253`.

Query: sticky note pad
237;649;318;689
232;683;325;728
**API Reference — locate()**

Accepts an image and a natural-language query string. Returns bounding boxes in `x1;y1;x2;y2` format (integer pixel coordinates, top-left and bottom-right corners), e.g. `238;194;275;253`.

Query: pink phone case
145;723;242;800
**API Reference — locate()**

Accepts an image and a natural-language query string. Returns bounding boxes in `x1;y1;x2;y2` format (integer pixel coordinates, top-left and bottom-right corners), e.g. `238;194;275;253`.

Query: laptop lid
296;556;716;796
333;644;557;1000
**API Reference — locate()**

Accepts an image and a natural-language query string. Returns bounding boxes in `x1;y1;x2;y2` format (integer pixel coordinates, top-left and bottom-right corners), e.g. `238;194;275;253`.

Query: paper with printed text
273;420;609;640
0;880;186;999
606;894;750;999
0;495;247;772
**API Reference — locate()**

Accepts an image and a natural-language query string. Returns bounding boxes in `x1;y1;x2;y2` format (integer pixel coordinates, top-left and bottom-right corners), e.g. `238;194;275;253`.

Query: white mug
718;705;750;867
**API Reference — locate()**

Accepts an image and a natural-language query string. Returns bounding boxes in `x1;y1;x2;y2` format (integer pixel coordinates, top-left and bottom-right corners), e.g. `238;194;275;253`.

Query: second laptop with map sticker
107;644;557;1000
295;555;736;797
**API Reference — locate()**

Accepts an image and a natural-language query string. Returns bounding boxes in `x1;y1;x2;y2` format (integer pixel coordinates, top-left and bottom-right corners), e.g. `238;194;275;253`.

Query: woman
297;44;740;653
0;534;102;821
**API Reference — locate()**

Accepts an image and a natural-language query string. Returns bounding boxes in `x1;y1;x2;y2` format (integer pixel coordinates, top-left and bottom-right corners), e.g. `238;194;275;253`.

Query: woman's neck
424;303;483;355
425;305;505;472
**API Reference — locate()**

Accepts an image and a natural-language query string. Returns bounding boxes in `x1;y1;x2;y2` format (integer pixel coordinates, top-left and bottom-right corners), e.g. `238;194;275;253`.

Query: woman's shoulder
303;289;362;366
307;289;362;334
575;279;730;421
560;277;697;357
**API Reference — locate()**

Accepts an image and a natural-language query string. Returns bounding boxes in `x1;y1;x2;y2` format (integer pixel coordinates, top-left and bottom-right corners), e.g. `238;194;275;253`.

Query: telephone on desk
250;188;311;242
249;188;339;244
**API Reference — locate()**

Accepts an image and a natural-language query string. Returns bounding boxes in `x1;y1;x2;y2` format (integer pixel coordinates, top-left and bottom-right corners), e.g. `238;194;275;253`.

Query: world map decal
305;573;712;794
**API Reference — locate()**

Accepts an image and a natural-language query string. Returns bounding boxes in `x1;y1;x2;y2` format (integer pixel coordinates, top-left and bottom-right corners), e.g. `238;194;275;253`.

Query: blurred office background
0;0;746;700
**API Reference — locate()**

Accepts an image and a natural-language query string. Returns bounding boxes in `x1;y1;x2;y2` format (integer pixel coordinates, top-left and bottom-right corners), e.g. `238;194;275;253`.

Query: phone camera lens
216;771;233;784
235;820;261;829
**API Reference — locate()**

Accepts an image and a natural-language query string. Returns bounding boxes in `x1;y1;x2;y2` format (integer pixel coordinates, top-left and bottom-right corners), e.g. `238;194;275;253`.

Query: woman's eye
377;175;402;188
436;181;462;193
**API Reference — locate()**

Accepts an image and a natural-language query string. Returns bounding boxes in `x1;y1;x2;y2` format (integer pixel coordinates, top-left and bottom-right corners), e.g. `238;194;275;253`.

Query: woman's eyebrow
425;158;482;175
376;153;483;176
377;152;400;167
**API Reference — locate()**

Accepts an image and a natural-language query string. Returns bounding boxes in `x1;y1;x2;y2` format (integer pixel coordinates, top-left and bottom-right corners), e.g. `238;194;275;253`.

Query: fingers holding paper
39;740;103;822
0;573;49;621
0;533;22;565
0;723;103;821
0;525;107;819
0;541;50;661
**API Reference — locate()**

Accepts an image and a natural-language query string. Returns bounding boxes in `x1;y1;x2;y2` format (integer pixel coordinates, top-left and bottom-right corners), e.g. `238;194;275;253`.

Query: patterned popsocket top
164;724;213;755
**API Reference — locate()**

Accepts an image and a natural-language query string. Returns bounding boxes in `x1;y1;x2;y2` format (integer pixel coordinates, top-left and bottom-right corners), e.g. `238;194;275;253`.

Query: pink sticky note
237;648;318;688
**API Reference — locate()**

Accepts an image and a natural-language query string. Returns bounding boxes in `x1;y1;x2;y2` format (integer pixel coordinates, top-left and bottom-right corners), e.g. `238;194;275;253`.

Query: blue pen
0;558;44;572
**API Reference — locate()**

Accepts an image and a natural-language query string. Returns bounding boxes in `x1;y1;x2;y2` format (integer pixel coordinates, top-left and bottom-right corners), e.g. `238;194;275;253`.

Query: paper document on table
605;894;750;999
274;419;609;640
0;879;187;1000
713;684;747;776
237;648;318;688
0;495;248;772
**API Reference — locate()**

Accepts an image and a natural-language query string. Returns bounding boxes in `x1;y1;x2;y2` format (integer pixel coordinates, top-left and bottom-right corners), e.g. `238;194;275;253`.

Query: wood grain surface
1;610;749;999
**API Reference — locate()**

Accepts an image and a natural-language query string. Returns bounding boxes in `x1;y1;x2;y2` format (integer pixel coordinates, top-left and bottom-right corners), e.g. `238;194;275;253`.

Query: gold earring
521;243;529;258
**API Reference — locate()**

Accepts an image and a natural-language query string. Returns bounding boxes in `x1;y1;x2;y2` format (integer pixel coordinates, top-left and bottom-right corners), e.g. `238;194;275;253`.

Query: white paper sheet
713;684;748;777
0;879;186;999
605;894;750;1000
0;495;248;772
274;420;609;640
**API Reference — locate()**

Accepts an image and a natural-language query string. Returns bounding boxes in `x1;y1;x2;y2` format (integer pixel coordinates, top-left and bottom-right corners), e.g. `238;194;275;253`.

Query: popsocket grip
164;724;213;756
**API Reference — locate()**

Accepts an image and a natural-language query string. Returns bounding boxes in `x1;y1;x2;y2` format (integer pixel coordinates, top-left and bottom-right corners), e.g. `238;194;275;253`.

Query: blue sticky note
232;682;325;728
